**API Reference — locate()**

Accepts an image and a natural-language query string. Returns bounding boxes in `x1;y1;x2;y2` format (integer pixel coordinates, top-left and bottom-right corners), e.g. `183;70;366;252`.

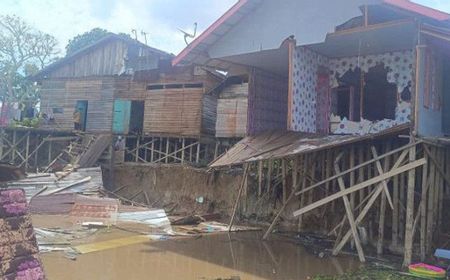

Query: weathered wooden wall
215;83;248;138
40;66;223;137
248;68;288;135
40;77;115;132
47;40;129;78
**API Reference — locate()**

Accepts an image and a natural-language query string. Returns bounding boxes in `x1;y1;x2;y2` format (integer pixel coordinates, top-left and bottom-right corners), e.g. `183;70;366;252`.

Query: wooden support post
181;138;185;164
165;138;170;164
135;136;140;163
438;151;444;231
376;142;391;256
196;142;200;164
258;161;263;197
420;150;428;261
12;130;16;162
25;133;30;170
334;154;366;262
371;146;394;210
281;159;287;203
399;171;406;242
426;146;436;255
350;147;356;209
228;164;250;231
330;150;411;255
266;160;273;194
48;141;53;165
150;137;154;162
214;140;219;160
392;150;400;248
403;143;417;268
298;155;308;231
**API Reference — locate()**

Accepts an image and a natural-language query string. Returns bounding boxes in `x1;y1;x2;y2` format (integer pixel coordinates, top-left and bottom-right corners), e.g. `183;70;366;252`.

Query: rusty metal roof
209;124;410;168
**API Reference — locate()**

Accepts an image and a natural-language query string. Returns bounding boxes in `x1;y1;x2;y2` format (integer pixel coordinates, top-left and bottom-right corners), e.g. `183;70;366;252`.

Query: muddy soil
41;231;360;280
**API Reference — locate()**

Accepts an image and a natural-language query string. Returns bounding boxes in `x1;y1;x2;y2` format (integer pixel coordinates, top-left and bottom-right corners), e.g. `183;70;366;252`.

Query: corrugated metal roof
209;124;410;168
173;0;450;67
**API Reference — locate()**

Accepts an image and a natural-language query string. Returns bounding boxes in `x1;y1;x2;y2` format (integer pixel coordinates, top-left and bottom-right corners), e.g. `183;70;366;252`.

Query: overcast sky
0;0;449;56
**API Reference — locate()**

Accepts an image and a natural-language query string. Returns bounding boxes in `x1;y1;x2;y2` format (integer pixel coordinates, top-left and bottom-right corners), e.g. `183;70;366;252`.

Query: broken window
332;64;397;122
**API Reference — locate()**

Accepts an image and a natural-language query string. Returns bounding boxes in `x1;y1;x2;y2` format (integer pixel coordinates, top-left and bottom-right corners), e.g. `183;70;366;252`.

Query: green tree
65;28;133;56
0;15;59;120
65;28;108;56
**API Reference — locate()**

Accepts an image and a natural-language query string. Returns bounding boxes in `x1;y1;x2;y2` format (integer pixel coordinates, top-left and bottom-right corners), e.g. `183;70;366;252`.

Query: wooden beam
403;144;417;267
293;158;426;217
229;164;250;231
371;146;394;210
334;154;366;262
295;141;422;196
333;149;411;255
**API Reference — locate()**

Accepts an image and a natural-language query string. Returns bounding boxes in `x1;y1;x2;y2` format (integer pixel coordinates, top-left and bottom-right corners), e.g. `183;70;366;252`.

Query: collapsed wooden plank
293;158;426;217
371;146;394;210
332;149;411;255
295;141;422;197
334;157;366;262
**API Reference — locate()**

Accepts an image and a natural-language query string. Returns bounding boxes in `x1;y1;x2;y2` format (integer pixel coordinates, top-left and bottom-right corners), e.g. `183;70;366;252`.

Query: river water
41;231;360;280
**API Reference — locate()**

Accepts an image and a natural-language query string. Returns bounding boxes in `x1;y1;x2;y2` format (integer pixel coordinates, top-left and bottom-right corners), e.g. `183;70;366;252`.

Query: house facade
174;0;450;139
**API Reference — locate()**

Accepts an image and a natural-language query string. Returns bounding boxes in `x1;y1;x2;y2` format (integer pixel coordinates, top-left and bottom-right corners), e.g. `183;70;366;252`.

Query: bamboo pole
266;160;273;194
331;149;411;255
229;164;250;231
420;151;429;261
282;159;287;203
334;153;366;262
392;149;400;248
376;142;390;256
258;161;263;197
294;158;424;218
402;143;417;268
426;146;436;254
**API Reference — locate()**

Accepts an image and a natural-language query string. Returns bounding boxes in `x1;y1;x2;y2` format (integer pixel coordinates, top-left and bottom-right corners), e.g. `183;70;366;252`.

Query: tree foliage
65;28;133;56
0;15;59;105
65;28;109;56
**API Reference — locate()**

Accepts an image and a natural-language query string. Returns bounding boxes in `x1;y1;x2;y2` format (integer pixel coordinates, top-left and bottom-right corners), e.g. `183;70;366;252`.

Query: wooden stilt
258;161;263;197
403;143;417;268
392;150;400;249
266;160;273;194
426;146;436;255
165;138;170;164
228;164;250;231
420;149;429;261
196;142;200;164
334;153;366;262
376;142;390;256
281;159;287;203
331;149;411;256
25;133;30;170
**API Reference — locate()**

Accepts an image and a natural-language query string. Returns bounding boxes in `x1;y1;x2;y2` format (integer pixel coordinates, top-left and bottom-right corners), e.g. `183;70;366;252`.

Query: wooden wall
40;66;223;137
215;83;249;138
40;77;115;132
248;68;288;135
47;40;128;78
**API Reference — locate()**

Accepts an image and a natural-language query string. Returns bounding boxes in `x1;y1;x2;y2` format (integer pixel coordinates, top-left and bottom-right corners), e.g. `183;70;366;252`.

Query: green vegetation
313;267;420;280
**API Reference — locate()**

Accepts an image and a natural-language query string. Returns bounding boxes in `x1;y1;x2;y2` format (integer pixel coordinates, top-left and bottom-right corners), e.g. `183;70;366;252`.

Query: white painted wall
209;0;381;58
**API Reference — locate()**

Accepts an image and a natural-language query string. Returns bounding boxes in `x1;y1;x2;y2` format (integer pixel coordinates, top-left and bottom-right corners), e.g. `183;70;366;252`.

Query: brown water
41;231;360;280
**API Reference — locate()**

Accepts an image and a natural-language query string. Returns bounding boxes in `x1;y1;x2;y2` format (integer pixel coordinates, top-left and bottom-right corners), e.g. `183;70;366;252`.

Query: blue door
76;100;88;131
113;99;131;134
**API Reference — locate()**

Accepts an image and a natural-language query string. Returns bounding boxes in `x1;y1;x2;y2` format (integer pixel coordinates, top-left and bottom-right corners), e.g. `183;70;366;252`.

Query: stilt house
174;0;450;266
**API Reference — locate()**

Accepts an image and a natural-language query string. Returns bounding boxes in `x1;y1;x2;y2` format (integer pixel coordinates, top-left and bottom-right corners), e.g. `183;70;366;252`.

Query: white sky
0;0;449;56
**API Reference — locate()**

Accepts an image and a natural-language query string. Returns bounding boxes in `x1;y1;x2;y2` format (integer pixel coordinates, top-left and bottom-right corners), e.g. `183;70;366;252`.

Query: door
76;100;88;131
113;99;131;134
129;101;144;134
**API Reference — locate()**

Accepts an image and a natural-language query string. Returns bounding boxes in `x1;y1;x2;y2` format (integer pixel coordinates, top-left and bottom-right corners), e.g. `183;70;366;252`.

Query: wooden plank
334;154;365;262
403;144;417;267
295;141;422;196
228;165;250;231
293;158;426;217
333;149;411;255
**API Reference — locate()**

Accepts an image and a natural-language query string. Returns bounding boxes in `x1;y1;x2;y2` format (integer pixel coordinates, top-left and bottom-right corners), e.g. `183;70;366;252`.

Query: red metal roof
383;0;450;21
173;0;450;66
172;0;250;66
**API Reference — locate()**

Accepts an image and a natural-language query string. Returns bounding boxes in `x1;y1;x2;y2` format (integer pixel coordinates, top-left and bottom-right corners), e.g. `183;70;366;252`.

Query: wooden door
113;99;131;134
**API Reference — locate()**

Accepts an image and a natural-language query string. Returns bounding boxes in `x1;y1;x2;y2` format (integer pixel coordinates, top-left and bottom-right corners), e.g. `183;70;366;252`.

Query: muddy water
41;232;360;280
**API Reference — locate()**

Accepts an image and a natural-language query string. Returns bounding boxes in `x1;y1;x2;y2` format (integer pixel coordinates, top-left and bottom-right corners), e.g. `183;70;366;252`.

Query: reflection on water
42;232;360;280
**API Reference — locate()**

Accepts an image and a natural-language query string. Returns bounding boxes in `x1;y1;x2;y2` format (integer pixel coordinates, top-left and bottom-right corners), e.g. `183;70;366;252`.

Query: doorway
130;101;144;134
76;100;88;131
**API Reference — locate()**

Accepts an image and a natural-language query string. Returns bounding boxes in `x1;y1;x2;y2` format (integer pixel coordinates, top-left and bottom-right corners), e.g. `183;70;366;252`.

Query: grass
313;267;421;280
